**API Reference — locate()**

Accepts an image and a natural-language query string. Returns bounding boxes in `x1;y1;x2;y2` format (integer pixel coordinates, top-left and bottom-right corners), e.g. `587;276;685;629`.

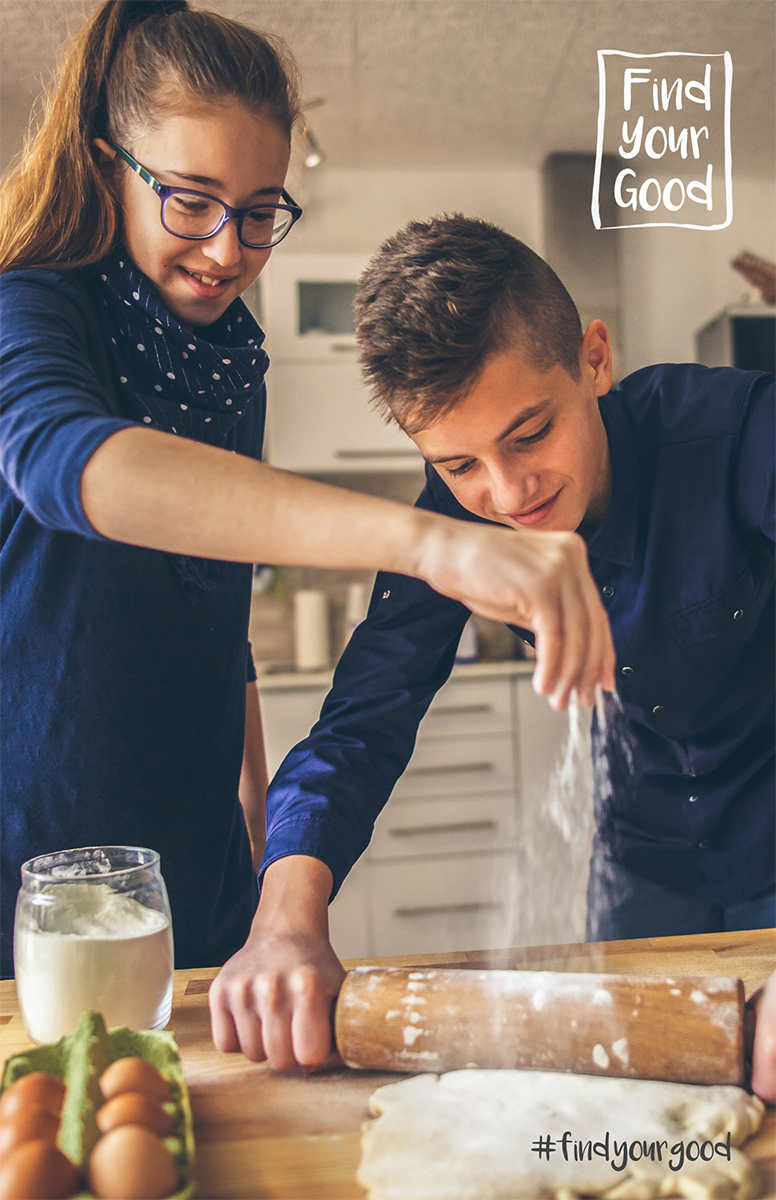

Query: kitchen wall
617;174;776;375
275;165;545;258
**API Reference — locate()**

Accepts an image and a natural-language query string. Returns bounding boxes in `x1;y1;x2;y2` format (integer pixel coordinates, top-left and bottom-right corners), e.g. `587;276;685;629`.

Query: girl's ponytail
0;0;300;274
83;2;189;141
0;1;187;273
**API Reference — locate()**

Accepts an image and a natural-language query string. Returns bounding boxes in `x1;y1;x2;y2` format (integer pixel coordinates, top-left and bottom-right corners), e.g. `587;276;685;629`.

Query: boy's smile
410;322;614;535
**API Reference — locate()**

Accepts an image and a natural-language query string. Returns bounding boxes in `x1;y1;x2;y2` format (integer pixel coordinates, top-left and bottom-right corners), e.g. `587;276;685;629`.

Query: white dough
358;1070;764;1199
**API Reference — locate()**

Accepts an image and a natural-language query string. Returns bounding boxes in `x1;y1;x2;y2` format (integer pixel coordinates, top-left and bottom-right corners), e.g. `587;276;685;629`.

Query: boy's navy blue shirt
263;364;775;906
0;267;265;978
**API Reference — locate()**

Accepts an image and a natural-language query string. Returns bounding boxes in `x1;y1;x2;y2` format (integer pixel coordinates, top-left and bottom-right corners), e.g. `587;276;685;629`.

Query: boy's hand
209;857;344;1070
416;519;616;710
751;969;776;1104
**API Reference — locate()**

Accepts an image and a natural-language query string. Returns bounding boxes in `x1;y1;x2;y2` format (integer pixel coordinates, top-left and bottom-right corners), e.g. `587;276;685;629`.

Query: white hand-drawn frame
592;50;733;231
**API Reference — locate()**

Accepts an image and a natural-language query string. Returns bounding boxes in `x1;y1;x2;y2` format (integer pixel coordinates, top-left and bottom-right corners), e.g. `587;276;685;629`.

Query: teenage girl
0;0;614;1042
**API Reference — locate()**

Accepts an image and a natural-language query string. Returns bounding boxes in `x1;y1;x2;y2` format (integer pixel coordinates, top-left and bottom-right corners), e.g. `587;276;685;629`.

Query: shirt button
733;609;744;620
602;585;615;598
382;590;391;599
652;704;664;715
699;839;710;850
621;666;634;675
689;794;699;802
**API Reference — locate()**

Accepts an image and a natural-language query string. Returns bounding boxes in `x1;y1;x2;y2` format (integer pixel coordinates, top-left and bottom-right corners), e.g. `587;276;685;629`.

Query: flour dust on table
358;1069;764;1200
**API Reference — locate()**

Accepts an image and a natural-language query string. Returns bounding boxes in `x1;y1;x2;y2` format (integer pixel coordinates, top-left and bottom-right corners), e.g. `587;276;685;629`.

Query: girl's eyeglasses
113;146;303;249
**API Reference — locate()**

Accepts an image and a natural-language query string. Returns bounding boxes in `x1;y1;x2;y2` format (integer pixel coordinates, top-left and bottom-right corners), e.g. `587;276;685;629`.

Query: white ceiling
1;0;774;176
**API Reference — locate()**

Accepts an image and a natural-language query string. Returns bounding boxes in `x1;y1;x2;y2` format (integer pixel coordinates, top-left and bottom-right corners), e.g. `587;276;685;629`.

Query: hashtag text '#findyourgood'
530;1131;733;1173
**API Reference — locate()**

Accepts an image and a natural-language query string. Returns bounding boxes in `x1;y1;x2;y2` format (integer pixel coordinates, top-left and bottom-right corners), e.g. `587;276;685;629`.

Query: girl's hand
209;857;344;1070
415;518;616;711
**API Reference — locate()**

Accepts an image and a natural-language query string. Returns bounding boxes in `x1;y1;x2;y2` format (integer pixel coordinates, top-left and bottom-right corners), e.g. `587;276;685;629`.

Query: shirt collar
583;391;639;568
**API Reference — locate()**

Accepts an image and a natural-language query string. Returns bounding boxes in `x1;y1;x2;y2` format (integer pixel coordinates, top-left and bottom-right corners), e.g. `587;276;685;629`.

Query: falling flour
483;686;637;952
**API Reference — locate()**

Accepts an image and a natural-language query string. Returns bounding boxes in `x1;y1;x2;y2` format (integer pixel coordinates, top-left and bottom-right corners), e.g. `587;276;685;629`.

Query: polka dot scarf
93;249;269;600
94;248;269;450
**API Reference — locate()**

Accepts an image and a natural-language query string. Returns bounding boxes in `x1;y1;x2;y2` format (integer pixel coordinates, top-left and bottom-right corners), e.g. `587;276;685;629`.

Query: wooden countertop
2;928;774;1199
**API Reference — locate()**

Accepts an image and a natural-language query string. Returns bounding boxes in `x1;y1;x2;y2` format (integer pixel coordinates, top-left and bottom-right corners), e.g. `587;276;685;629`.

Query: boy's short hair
355;216;583;434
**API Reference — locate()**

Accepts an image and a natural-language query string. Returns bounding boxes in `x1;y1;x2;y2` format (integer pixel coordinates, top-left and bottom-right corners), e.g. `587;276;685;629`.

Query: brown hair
0;0;302;273
355;216;583;434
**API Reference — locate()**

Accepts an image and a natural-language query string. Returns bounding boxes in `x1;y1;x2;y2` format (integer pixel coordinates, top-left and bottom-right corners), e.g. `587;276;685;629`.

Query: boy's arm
210;568;465;1068
209;479;494;1068
751;969;776;1104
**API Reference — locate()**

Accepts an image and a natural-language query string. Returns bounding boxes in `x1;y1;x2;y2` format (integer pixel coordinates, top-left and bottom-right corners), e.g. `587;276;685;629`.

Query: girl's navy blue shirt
0;265;265;977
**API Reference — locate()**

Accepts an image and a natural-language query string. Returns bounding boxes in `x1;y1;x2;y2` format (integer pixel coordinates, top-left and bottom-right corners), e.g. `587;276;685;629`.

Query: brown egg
87;1125;179;1200
96;1093;174;1137
0;1140;77;1200
0;1076;65;1121
0;1107;60;1158
99;1059;172;1104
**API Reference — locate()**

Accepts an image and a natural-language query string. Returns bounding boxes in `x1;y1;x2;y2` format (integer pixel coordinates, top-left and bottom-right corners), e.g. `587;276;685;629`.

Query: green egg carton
1;1010;195;1198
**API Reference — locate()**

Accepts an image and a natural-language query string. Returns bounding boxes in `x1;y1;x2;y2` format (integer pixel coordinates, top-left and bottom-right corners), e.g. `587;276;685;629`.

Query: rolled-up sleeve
261;480;472;898
0;272;135;538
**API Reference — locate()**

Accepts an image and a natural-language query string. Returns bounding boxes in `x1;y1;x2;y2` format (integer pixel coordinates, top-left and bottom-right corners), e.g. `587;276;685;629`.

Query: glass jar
14;846;174;1044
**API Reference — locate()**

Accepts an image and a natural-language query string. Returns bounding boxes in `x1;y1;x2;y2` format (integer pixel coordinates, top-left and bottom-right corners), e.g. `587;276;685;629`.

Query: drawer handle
430;704;492;717
334;449;420;460
394;901;503;918
390;820;498;838
330;342;357;352
405;761;495;777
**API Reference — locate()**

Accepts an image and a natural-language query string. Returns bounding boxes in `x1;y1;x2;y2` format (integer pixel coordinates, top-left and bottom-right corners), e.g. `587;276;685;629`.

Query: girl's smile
97;101;291;327
178;266;239;300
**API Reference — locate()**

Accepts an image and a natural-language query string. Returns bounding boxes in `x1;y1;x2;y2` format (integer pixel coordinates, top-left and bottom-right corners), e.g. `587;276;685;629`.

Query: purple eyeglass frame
114;145;303;249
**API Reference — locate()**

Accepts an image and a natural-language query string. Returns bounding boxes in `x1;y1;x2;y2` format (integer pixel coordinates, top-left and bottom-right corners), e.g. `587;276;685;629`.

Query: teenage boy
211;217;775;1094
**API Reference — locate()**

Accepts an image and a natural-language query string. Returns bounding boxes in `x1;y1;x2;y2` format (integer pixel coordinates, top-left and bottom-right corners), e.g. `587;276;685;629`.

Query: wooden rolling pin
334;967;746;1085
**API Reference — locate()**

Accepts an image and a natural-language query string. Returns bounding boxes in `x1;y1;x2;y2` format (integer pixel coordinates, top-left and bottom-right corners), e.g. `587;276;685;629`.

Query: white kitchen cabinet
257;664;579;959
265;361;420;473
259;253;422;472
261;253;365;361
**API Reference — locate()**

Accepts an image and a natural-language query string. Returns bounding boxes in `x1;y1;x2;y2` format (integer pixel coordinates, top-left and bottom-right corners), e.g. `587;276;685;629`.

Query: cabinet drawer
418;677;513;740
393;733;514;799
370;853;519;957
371;793;517;859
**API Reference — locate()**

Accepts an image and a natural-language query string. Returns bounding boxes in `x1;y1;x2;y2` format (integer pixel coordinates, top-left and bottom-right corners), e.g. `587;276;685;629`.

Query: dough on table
358;1070;765;1200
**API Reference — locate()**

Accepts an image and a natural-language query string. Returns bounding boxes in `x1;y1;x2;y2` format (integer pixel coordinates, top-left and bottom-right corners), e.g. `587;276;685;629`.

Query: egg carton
1;1010;195;1199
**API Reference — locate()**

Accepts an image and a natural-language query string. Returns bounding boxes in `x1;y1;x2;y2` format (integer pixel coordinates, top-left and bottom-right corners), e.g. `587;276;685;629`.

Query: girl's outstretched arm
82;426;615;710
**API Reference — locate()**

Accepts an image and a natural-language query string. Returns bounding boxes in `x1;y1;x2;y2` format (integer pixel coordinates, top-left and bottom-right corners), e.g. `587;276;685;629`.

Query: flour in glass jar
15;882;173;1042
